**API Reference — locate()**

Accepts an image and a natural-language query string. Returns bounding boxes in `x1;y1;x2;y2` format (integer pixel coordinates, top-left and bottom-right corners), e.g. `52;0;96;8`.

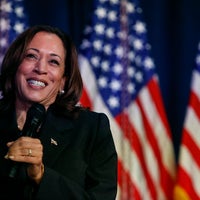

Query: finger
5;145;42;160
5;150;43;164
6;141;14;147
7;139;43;154
13;147;42;158
4;154;14;160
17;137;42;145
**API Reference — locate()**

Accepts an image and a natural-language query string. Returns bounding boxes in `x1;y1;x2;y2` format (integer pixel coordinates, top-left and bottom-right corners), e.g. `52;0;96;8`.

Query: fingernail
4;154;14;160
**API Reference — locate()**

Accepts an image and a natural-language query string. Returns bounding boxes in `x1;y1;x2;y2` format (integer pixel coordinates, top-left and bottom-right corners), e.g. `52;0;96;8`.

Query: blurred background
25;0;200;159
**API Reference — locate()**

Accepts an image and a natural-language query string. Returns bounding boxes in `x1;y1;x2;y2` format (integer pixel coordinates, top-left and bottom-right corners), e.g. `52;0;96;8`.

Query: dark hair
0;25;83;113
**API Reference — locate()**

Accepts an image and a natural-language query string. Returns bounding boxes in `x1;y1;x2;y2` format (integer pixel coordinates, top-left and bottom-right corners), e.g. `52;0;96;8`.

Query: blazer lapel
39;111;74;166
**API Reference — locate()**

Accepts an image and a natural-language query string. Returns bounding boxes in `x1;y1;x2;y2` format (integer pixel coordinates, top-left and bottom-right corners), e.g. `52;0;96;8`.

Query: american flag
0;0;28;66
78;0;176;199
173;43;200;200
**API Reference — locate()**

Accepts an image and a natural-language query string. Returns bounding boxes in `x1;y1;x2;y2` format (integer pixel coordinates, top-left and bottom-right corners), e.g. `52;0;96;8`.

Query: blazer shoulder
78;109;110;123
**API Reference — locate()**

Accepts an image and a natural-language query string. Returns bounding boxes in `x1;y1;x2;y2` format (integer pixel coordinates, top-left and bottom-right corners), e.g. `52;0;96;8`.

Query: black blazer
0;105;117;199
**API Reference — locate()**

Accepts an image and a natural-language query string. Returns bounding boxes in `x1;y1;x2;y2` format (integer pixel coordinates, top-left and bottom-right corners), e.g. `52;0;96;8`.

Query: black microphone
9;103;46;178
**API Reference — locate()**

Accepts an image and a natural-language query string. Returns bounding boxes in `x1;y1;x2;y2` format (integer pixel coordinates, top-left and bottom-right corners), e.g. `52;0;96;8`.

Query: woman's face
15;31;66;108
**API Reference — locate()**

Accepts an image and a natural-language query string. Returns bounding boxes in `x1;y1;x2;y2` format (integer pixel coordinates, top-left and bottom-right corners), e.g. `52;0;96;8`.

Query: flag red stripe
148;78;172;138
181;129;200;168
118;159;141;200
115;112;157;199
137;81;174;199
189;90;200;119
80;87;92;109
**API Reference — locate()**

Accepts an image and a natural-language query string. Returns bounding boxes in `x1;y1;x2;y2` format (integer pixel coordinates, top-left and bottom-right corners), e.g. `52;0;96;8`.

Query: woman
0;25;117;199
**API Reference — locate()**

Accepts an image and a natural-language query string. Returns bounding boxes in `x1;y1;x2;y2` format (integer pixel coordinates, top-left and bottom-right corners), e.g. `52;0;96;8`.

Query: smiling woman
15;31;66;108
0;25;117;199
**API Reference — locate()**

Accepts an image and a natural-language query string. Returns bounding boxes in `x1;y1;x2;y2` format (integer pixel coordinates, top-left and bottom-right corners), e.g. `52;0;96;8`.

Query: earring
60;90;65;95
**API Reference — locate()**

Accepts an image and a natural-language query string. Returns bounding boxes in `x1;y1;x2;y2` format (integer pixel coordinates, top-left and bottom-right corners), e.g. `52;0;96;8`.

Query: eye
25;53;38;60
49;59;60;66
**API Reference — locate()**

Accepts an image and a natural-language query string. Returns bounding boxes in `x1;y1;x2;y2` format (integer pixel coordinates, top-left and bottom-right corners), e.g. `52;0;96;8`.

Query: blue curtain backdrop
24;0;200;160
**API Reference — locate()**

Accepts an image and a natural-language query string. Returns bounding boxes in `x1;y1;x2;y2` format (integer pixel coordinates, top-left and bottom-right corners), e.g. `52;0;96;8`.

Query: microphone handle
8;120;41;178
8;126;37;178
8;162;20;178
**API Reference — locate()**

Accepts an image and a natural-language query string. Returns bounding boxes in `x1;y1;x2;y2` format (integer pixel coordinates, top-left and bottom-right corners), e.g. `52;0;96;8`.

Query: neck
15;101;30;130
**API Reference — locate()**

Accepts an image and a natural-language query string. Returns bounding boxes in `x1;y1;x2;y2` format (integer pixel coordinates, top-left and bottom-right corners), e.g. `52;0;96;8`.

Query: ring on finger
27;148;32;156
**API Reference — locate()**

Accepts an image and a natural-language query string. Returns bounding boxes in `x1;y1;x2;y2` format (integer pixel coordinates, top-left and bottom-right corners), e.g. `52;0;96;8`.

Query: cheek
51;68;65;82
17;62;33;74
54;75;65;88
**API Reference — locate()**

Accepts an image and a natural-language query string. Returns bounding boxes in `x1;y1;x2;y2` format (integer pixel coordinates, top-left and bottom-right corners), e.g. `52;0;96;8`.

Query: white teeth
27;80;46;87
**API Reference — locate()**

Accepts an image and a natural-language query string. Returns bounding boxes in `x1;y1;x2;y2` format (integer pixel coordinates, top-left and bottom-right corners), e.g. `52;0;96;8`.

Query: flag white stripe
139;84;176;178
79;55;99;102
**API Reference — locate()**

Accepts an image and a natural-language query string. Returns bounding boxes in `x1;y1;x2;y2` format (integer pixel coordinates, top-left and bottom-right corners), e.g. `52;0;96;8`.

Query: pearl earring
60;90;65;94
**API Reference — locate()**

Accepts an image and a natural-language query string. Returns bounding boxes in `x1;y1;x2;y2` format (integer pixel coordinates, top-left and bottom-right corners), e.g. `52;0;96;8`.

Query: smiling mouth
27;79;47;87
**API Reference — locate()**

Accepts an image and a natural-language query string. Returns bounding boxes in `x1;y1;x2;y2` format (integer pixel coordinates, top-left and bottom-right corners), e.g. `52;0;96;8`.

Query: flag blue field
0;0;28;66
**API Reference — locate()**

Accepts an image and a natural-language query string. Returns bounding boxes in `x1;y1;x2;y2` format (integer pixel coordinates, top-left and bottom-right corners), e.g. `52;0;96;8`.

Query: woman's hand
4;136;44;184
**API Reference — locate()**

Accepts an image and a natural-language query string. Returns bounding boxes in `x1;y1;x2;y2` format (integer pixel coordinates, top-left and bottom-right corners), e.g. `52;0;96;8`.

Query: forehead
27;31;66;57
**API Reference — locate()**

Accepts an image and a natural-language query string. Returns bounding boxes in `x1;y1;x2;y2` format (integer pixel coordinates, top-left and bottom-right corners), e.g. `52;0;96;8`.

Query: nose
34;58;48;74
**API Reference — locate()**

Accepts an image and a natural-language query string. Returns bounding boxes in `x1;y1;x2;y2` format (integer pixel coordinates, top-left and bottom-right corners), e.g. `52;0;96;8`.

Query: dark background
24;0;200;161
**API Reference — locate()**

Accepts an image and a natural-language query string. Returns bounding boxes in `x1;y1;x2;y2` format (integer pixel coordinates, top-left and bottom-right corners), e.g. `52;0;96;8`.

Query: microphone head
27;103;46;122
22;103;46;137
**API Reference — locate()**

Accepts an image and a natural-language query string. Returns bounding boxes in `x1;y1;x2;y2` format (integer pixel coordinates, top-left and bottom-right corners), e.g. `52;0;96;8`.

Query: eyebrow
26;48;62;60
